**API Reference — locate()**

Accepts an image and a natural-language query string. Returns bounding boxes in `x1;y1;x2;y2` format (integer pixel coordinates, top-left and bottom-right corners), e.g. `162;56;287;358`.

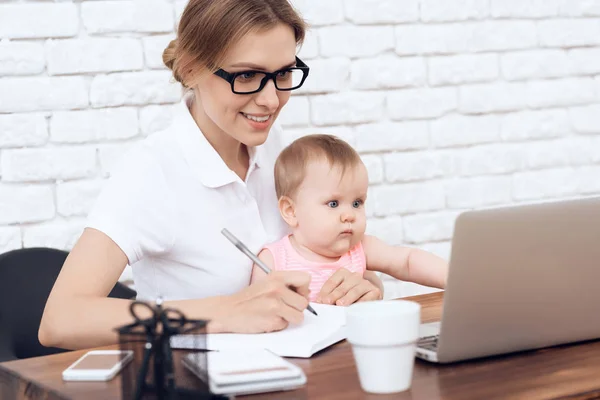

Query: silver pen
221;228;318;316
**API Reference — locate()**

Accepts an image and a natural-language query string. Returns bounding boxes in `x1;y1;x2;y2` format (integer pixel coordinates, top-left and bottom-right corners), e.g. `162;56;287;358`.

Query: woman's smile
240;112;272;129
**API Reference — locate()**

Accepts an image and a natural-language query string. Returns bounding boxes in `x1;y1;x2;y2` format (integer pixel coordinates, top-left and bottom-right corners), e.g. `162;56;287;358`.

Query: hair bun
162;39;178;71
163;39;185;85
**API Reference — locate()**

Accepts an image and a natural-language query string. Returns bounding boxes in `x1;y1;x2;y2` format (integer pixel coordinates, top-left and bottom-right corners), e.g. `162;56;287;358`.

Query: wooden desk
2;292;600;400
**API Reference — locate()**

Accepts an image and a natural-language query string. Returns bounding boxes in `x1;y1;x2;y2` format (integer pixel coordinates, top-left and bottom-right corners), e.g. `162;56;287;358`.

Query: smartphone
62;350;134;381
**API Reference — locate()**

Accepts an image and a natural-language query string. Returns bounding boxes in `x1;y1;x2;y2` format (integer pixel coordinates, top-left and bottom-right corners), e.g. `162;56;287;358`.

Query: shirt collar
173;93;263;188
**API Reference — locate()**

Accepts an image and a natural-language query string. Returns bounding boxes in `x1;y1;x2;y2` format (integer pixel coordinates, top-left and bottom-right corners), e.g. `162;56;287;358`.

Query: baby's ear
278;196;298;227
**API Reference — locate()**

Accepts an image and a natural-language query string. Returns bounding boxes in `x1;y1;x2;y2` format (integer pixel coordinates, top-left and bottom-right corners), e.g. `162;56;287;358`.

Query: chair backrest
0;247;136;362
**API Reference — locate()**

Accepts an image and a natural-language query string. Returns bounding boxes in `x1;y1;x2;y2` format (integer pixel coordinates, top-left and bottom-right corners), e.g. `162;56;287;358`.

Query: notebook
171;303;346;358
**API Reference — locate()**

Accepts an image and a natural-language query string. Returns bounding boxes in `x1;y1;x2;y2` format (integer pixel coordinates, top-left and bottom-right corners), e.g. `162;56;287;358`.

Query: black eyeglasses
214;56;310;95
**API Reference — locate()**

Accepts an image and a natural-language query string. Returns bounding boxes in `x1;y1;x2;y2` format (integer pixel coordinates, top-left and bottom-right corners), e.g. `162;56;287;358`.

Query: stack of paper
183;349;307;395
171;303;346;358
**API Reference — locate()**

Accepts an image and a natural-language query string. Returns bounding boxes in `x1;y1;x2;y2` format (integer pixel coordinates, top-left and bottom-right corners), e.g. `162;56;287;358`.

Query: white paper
209;350;301;384
183;349;307;395
172;303;347;358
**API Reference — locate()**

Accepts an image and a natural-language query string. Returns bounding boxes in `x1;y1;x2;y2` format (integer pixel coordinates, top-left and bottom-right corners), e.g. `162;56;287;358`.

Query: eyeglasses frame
214;56;310;95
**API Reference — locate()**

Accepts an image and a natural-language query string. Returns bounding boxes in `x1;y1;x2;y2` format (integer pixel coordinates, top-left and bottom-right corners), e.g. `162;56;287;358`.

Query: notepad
171;303;346;358
183;349;307;395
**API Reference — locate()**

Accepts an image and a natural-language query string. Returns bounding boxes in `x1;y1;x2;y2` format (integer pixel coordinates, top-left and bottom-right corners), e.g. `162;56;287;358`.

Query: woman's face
194;23;297;148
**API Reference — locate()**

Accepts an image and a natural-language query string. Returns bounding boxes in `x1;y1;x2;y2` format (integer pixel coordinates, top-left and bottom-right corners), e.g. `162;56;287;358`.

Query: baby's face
292;159;368;258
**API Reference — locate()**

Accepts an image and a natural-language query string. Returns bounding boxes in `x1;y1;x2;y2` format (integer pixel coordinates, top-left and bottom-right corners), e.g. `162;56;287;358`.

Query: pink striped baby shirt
263;235;367;301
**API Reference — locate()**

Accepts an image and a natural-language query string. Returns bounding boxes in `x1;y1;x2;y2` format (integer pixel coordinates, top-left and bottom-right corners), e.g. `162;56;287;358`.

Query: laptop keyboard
418;335;439;352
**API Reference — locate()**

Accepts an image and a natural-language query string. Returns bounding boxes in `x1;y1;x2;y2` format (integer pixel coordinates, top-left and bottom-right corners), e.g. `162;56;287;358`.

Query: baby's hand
317;268;382;306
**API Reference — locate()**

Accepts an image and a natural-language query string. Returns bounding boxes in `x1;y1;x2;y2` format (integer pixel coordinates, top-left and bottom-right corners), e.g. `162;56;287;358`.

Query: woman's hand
317;268;382;306
209;271;311;334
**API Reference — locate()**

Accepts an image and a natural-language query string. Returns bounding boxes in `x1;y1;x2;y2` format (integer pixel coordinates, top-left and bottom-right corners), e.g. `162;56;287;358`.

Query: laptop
416;196;600;363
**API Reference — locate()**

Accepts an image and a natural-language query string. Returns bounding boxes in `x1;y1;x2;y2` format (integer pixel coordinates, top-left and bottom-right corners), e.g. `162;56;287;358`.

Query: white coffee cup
346;300;421;394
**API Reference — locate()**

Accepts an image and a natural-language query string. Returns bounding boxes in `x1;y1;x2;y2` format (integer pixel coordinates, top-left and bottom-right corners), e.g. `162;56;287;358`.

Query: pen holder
116;299;226;400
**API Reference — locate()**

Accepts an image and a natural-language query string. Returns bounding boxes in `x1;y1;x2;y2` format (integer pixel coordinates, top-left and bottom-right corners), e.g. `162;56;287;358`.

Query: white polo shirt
87;95;289;301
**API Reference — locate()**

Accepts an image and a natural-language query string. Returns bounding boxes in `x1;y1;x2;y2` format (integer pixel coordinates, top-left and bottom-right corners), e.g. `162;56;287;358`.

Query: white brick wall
46;38;144;75
51;108;139;143
0;4;79;39
0;41;45;76
1;1;599;298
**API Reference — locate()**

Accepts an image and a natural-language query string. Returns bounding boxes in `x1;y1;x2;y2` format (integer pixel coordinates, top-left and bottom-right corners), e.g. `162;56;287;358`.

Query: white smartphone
183;349;306;396
62;350;134;381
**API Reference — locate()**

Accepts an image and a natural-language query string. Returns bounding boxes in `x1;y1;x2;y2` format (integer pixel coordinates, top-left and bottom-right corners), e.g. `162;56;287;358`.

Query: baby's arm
250;249;275;284
363;235;448;289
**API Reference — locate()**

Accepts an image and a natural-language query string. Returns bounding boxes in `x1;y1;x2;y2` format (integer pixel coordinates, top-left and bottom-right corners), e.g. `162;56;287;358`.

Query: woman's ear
278;196;298;227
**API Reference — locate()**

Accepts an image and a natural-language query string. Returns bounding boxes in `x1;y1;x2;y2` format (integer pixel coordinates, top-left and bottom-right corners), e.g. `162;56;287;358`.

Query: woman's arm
40;228;224;349
363;235;448;289
40;228;312;350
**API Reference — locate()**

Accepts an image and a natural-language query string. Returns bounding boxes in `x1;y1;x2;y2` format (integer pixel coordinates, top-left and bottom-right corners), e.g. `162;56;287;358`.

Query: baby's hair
274;134;363;199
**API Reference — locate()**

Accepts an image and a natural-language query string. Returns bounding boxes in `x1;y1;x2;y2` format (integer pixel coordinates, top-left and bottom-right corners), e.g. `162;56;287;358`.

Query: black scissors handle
130;300;188;333
130;301;158;329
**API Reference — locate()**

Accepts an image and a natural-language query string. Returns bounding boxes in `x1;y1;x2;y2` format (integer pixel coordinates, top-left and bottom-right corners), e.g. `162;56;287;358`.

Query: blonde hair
162;0;306;88
275;134;363;199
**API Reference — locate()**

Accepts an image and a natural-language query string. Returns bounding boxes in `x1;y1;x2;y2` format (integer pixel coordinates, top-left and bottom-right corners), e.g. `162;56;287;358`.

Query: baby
251;134;448;304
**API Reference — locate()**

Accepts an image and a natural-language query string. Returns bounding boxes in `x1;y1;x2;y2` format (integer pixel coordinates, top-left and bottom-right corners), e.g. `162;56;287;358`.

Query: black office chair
0;247;137;362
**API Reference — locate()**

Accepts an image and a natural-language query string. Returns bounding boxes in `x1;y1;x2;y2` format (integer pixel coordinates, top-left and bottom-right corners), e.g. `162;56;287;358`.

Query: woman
39;0;382;350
